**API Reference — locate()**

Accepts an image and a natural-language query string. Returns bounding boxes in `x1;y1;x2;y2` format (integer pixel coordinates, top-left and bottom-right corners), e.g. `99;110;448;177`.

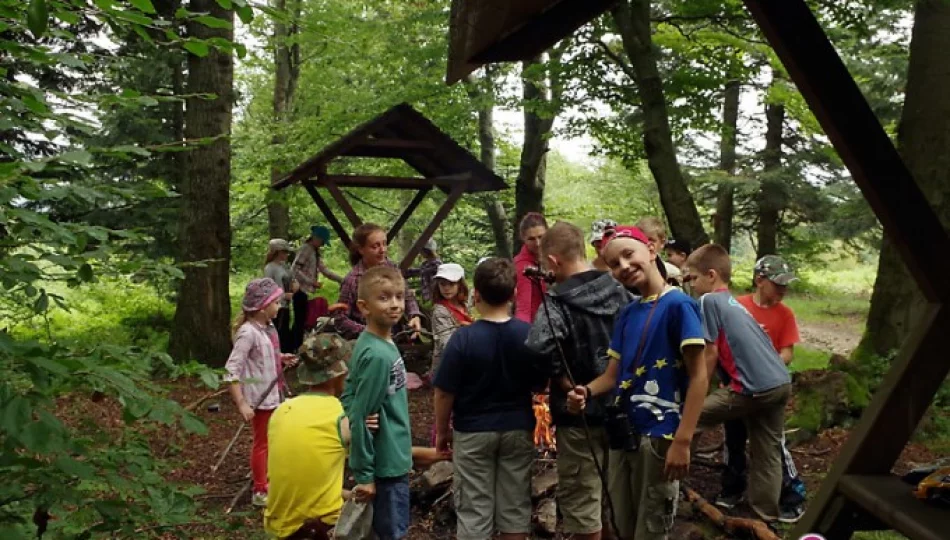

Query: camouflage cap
754;255;798;286
296;333;352;385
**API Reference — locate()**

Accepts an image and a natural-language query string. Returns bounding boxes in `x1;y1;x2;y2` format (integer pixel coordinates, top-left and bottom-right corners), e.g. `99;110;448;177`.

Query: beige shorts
452;430;534;540
556;426;610;534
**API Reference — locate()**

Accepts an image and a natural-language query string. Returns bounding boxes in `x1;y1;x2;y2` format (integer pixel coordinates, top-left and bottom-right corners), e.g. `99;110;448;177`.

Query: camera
523;266;555;284
605;405;640;452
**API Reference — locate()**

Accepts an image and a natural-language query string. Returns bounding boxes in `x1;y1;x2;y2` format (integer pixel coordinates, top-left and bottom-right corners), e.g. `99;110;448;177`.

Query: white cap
435;263;464;282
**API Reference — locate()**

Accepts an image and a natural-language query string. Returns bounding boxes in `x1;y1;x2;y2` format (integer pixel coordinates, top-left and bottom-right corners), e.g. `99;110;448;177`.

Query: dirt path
799;322;861;356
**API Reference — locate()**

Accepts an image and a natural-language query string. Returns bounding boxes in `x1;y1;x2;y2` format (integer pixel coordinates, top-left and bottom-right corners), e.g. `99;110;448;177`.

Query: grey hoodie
526;270;633;427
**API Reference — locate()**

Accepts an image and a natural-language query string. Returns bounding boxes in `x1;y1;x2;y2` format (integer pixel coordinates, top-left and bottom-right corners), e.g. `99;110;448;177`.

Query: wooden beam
836;475;947;540
741;0;950;302
342;138;436;159
302;182;352;247
387;188;432;243
399;184;465;270
316;173;470;191
321;176;363;229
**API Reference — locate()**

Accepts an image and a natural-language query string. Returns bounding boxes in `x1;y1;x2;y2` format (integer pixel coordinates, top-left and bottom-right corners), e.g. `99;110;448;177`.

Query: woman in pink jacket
512;212;548;322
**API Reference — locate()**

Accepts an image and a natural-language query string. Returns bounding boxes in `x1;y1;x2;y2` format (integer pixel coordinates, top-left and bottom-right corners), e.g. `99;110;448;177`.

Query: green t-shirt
341;332;412;484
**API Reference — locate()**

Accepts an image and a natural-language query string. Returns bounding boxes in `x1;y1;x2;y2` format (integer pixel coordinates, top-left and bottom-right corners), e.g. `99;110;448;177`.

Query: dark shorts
373;475;410;540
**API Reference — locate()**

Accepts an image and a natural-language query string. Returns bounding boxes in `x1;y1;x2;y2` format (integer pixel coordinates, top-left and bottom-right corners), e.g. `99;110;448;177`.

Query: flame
533;393;555;451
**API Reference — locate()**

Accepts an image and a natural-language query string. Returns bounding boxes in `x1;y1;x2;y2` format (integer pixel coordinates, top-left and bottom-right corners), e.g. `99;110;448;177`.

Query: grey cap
423;238;437;252
268;238;293;252
754;255;798;286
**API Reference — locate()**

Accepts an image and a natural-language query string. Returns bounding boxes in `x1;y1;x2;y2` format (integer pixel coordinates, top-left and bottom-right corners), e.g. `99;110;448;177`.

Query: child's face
359;230;388;267
263;299;281;319
756;275;787;304
357;279;405;328
603;238;655;289
686;267;717;295
522;225;546;256
665;248;687;268
645;232;665;254
437;279;459;301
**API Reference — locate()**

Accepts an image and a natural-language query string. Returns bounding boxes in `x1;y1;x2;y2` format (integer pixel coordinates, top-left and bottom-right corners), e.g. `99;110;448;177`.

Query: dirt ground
799;322;861;356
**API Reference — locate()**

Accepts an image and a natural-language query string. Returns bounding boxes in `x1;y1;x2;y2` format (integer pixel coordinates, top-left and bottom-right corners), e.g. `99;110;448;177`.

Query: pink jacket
513;244;546;323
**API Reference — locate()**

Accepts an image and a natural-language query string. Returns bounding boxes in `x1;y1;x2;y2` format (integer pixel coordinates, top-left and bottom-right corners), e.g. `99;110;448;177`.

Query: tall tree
714;79;740;251
267;0;301;240
859;0;950;359
757;81;786;258
169;0;236;366
611;0;709;247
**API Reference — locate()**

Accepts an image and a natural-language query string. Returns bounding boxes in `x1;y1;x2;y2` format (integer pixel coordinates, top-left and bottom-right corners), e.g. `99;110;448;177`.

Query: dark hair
540;221;585;262
357;265;405;301
349;223;386;266
474;257;516;306
687;244;732;283
518;212;548;238
431;277;469;305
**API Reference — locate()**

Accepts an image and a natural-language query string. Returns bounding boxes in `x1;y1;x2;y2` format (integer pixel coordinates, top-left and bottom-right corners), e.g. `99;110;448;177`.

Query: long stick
225;480;253;515
211;376;281;473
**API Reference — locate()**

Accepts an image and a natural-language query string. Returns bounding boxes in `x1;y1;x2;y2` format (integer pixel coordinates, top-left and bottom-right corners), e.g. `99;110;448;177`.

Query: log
535;498;558;536
682;487;780;540
531;467;559;500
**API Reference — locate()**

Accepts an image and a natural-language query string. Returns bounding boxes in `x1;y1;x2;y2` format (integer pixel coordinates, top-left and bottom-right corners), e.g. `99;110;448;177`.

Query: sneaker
714;492;743;509
778;504;804;523
252;491;268;507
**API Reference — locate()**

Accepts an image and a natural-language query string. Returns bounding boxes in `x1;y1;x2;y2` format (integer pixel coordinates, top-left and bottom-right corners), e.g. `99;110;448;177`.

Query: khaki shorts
608;436;679;540
453;430;534;540
556;426;609;534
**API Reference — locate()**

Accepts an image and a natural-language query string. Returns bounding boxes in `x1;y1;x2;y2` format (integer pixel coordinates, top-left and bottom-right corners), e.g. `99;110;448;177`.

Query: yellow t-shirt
264;393;346;538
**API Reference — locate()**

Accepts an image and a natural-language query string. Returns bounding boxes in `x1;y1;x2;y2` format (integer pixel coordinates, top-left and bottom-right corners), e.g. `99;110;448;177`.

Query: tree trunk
756;96;785;258
858;0;950;360
513;57;554;253
268;0;301;240
714;80;740;251
465;72;512;257
611;0;709;248
169;0;235;366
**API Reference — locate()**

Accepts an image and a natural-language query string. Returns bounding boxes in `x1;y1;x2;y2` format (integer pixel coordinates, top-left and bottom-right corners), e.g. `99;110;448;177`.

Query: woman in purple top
333;223;423;339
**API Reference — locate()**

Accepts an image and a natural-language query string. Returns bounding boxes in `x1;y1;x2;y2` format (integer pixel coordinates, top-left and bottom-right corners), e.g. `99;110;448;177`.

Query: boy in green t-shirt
340;265;414;540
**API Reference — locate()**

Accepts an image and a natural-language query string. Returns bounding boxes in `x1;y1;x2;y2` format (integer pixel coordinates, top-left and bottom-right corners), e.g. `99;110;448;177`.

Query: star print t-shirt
607;288;705;438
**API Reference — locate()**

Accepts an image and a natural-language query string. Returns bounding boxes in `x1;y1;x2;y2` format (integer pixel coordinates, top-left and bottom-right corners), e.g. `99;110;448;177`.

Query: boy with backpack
567;225;708;539
526;221;631;540
433;258;544;540
685;245;793;523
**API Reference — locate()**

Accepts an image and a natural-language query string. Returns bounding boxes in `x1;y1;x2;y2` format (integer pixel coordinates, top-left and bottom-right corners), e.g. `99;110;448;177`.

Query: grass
784;292;870;327
790;344;831;372
853;532;910;539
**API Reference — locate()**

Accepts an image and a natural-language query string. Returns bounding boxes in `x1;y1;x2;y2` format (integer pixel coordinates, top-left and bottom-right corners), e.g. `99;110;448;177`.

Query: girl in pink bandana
225;277;297;507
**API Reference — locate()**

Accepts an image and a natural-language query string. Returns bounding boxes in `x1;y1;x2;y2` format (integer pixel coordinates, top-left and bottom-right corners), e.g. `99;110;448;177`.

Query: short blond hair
358;265;404;300
687;244;732;283
636;216;667;243
540;221;586;262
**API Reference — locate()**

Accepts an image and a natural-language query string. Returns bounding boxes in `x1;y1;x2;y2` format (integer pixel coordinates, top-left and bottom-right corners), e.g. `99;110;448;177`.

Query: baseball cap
310;225;331;246
589;218;618;245
601;225;650;248
754;255;798;286
268;238;293;252
423;238;438;252
435;263;464;283
296;333;352;385
664;238;691;255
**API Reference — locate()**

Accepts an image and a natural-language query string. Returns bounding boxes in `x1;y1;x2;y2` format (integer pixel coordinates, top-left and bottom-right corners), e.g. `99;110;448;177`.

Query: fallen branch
225;480;252;515
682;487;780;540
791;447;833;456
185;388;229;412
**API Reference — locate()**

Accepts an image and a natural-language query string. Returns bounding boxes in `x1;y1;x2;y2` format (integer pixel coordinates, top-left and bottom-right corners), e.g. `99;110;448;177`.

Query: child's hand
435;430;452;454
353;482;376;502
566;386;587;414
664;438;691;481
238;403;255;423
365;413;380;433
280;353;298;367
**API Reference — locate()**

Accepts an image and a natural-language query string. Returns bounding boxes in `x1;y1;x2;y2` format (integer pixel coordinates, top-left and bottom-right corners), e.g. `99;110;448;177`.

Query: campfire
533;394;555;452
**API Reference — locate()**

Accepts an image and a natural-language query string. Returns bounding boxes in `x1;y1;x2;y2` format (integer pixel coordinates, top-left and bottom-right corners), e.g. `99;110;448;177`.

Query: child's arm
223;329;255;422
778;346;794;365
666;343;708;480
433;388;455;453
333;274;366;337
567;356;619;413
228;383;254;422
346;354;391;500
703;342;719;378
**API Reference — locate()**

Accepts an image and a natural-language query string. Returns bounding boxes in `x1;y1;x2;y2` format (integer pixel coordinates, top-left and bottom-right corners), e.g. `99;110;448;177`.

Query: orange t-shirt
736;294;800;351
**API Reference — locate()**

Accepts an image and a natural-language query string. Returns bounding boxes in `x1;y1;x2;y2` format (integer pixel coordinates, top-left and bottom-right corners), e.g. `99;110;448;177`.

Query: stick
225;480;253;515
791;447;832;456
211;376;281;473
682;487;780;540
185;388;229;412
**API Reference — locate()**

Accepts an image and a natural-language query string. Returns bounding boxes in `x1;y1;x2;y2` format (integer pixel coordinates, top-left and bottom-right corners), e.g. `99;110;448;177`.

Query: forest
1;0;948;538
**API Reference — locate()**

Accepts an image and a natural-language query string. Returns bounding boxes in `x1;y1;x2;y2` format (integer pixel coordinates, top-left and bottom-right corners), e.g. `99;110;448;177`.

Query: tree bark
465;72;512;257
169;0;235;366
714;80;740;251
513;57;554;253
756;98;785;258
858;0;950;359
267;0;300;240
611;0;709;248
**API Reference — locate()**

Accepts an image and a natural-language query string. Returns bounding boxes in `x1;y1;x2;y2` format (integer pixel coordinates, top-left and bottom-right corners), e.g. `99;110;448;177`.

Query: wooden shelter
446;1;950;539
273;103;507;270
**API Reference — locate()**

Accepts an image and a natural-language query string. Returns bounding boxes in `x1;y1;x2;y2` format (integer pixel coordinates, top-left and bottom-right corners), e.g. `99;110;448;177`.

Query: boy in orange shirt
717;255;806;523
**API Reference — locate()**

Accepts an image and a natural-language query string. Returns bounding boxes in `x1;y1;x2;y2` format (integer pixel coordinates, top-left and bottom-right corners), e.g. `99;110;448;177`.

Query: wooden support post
303;182;352;247
388;188;431;244
398;184;465;270
321;176;362;229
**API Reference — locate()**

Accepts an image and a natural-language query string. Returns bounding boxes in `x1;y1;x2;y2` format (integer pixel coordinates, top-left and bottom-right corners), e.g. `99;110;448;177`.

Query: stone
422;460;454;492
531;466;558;499
535;498;558;536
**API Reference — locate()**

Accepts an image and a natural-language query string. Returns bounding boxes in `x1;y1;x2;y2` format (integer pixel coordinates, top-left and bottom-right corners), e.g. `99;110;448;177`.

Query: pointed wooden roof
273;102;506;193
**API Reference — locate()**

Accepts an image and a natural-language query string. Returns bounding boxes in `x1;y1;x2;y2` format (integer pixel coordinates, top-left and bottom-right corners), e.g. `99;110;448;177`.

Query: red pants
252;409;273;493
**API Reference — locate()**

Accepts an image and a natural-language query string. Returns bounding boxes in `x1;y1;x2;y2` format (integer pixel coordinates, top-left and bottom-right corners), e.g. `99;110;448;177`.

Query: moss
844;373;871;410
789;388;824;433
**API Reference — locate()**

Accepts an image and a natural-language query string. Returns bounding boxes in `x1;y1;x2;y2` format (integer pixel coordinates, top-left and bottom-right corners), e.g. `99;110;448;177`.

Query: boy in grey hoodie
526;221;631;540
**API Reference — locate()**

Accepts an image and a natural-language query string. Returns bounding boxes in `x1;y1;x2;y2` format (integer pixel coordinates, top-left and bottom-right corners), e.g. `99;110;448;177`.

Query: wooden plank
321;177;363;229
302;183;352;248
342;138;436;159
741;0;950;301
836;475;946;540
316;174;465;191
398;184;465;270
387;188;431;243
793;303;950;537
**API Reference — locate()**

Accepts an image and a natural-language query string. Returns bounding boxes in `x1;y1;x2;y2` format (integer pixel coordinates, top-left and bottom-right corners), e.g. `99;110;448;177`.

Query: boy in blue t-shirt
685;244;792;523
568;225;707;540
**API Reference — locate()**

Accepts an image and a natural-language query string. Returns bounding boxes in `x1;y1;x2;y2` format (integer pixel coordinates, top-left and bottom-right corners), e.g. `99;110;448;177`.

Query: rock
535;498;558;536
422;461;454;491
829;353;849;369
531;467;558;499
